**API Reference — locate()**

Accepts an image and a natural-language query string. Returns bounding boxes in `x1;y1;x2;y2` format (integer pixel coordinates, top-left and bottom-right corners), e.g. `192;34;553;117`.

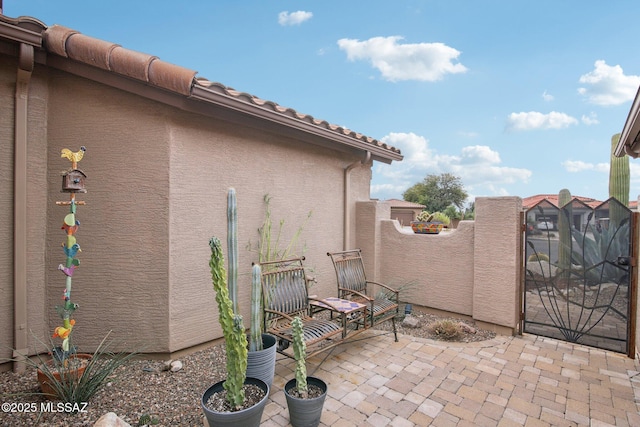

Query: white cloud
337;36;467;82
581;112;599;125
562;160;609;173
577;60;640;106
278;11;313;26
542;90;554;102
505;111;578;131
371;133;531;200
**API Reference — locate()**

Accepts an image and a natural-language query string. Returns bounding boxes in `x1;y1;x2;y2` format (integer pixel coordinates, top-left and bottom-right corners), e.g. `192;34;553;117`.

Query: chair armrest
338;287;373;302
263;308;294;322
366;281;399;298
308;296;342;312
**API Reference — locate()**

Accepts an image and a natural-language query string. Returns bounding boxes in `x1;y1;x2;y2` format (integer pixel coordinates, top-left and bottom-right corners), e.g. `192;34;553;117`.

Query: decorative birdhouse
62;169;87;193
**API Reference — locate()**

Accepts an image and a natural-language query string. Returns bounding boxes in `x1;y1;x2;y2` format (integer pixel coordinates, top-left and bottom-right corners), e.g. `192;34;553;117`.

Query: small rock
93;412;132;427
402;315;420;328
458;322;476;334
161;360;172;371
170;360;183;372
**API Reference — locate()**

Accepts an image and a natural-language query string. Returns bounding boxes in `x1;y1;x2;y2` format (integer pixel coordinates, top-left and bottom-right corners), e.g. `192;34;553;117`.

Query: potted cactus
201;236;269;427
226;188;277;388
284;316;328;427
410;211;448;234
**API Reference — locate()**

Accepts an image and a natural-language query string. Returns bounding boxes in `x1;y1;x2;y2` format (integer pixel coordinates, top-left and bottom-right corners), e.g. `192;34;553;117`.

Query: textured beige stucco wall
0;58;51;361
472;197;521;329
167;111;365;351
1;60;372;357
44;71;173;353
356;198;521;331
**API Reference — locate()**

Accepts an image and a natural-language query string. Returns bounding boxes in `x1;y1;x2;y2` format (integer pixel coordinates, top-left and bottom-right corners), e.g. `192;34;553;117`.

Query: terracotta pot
36;353;92;400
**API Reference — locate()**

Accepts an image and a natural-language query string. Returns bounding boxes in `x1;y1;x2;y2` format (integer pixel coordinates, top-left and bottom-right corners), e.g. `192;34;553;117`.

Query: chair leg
391;317;398;342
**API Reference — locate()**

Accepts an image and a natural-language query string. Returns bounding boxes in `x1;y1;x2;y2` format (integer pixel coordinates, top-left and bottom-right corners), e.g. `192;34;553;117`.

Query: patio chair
327;249;399;341
259;257;345;359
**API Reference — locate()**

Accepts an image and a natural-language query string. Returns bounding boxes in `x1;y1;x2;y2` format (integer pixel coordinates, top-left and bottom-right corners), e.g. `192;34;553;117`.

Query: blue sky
6;1;640;205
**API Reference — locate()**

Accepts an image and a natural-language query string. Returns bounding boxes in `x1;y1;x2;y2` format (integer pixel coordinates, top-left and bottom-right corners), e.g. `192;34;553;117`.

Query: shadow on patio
261;330;640;426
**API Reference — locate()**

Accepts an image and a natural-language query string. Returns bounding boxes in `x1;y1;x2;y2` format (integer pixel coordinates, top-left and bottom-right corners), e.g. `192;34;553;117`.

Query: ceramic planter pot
201;377;269;427
410;221;444;234
246;333;277;389
37;353;93;400
284;376;327;427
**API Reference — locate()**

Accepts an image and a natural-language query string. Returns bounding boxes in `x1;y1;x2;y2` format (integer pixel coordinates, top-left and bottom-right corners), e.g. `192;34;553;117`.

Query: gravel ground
0;308;495;426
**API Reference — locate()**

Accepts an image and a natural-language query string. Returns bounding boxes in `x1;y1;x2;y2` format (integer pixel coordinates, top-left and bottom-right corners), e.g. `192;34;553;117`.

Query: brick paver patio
260;329;640;426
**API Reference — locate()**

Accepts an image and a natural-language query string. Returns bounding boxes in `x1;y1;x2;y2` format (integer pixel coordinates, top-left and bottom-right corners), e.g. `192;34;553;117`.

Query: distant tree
463;201;475;220
403;173;468;213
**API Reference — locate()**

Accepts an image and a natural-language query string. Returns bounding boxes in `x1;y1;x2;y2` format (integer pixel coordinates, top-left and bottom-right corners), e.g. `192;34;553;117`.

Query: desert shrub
427;320;462;341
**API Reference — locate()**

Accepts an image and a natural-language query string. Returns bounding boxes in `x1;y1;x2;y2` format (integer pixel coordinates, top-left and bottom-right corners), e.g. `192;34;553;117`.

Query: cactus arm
249;264;263;352
209;236;247;409
292;316;308;397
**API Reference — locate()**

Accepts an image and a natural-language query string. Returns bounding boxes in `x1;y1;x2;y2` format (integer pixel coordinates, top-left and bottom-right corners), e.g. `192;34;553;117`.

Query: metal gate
522;197;637;356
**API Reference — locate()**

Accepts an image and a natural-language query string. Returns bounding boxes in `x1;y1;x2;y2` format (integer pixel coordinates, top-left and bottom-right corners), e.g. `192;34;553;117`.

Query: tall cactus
609;133;629;227
209;237;247;410
557;188;572;278
292;316;308;398
249;264;263;351
227;188;239;315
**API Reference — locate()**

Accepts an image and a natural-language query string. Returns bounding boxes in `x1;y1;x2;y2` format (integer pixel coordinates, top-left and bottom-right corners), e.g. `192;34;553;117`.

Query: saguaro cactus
557;188;572;277
609;133;629;227
209;236;247;409
292;316;308;398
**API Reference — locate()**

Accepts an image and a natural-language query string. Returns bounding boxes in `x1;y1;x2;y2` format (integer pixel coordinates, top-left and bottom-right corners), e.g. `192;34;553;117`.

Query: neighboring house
0;14;402;366
522;194;616;231
384;199;425;226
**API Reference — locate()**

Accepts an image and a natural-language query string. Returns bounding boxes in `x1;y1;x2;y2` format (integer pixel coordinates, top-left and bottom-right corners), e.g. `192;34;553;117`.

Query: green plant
209;236;248;410
557;188;572;276
427;319;462;341
570;215;630;285
416;211;434;222
249;264;263;352
6;331;139;404
609;133;629;227
248;194;312;263
227;188;239;315
431;212;451;226
137;413;160;426
416;211;450;226
291;317;308;398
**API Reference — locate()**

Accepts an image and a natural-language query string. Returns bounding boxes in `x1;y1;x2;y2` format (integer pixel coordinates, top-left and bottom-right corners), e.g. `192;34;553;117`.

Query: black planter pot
246;333;277;389
284;376;327;427
201;377;269;427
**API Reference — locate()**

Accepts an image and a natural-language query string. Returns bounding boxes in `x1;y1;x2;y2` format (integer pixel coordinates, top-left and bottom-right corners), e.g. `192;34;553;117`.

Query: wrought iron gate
522;197;637;356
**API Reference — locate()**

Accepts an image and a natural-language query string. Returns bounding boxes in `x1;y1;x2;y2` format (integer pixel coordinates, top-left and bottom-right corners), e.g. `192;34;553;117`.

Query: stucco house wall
0;15;398;367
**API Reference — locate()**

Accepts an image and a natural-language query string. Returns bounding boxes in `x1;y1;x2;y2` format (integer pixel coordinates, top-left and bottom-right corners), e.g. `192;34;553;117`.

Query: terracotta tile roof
0;15;402;163
383;199;426;209
522;194;603;210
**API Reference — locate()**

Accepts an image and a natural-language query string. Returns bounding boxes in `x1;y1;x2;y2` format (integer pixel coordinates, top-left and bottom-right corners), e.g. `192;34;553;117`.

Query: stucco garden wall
356;196;522;333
